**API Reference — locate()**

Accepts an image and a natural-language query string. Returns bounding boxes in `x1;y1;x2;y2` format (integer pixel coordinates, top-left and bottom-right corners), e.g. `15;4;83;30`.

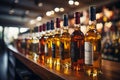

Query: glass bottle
84;6;102;77
60;14;71;70
46;20;55;68
44;22;51;65
71;12;84;71
39;24;46;64
52;18;61;71
31;27;39;62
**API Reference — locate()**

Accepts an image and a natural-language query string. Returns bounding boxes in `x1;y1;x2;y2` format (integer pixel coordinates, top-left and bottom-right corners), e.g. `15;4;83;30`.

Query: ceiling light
59;8;64;12
38;2;43;7
37;16;42;21
30;20;35;24
54;7;59;12
9;9;15;14
74;1;79;6
68;0;74;5
46;11;51;16
51;10;54;15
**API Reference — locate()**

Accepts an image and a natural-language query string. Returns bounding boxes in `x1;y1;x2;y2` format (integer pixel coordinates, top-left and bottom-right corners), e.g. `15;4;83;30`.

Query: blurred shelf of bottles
13;2;120;77
15;2;120;63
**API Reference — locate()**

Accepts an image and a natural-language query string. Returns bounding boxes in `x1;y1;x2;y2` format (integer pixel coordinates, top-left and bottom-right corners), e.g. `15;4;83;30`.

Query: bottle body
52;29;61;70
60;28;71;69
71;27;84;71
84;23;102;76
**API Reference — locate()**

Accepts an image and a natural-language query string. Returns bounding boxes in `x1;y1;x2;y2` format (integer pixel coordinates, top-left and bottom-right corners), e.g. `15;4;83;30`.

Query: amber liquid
52;29;61;71
71;26;84;71
44;32;53;68
60;28;71;69
38;36;45;64
84;23;102;77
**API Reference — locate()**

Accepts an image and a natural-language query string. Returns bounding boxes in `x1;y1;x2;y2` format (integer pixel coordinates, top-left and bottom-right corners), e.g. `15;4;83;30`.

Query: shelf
7;45;120;80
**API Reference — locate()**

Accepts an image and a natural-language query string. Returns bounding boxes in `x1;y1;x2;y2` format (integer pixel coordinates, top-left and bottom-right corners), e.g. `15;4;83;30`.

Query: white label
85;42;93;65
45;44;48;53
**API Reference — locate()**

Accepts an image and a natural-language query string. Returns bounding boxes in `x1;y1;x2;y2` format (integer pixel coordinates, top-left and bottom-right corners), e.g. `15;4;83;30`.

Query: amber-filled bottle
46;20;54;68
84;6;102;77
71;12;84;71
60;14;71;70
31;27;39;62
52;18;61;70
44;22;51;65
39;24;46;64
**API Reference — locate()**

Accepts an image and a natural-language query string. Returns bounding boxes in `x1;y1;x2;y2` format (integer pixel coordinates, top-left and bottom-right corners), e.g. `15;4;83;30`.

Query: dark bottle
71;12;84;71
60;14;71;69
39;24;46;64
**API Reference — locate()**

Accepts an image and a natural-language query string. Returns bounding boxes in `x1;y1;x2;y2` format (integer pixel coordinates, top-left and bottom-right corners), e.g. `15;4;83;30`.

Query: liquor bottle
31;27;39;62
60;14;71;69
45;20;55;68
39;24;46;64
52;18;61;70
84;6;102;76
71;12;84;71
44;22;51;65
25;33;32;56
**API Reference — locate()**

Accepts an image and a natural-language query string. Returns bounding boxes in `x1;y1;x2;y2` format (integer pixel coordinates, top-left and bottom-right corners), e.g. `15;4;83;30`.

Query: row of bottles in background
15;6;102;77
102;31;120;62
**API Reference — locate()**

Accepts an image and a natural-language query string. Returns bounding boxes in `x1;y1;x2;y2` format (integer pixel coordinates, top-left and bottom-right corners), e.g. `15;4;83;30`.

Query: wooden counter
7;45;120;80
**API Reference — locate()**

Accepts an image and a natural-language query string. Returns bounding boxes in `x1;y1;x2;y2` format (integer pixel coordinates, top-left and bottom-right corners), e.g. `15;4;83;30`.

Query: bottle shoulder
71;30;84;37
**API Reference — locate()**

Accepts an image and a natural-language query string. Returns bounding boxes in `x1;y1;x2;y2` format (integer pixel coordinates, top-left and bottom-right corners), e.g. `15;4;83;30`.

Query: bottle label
32;43;39;53
71;41;79;62
85;42;93;65
60;42;70;60
40;43;45;54
60;42;64;60
52;43;56;58
45;43;48;56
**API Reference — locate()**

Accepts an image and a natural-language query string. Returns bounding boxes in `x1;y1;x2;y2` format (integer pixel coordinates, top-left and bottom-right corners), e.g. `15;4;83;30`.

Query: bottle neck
74;24;80;30
89;20;96;30
55;28;61;34
63;26;68;33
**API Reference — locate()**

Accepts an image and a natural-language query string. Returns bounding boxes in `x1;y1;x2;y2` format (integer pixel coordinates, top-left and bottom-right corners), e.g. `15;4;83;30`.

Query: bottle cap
63;14;68;27
75;12;80;24
56;18;60;28
46;22;50;30
42;24;46;31
89;6;96;21
51;20;54;30
39;25;42;32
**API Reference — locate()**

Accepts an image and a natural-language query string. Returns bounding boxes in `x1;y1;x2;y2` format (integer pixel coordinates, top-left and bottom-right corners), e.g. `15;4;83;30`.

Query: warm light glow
105;22;112;28
74;1;79;6
36;16;42;21
20;28;29;33
46;11;51;16
54;7;59;12
30;20;35;24
68;0;74;5
96;23;103;30
96;13;103;19
59;8;64;12
103;8;113;18
80;16;85;23
81;25;87;35
51;10;55;15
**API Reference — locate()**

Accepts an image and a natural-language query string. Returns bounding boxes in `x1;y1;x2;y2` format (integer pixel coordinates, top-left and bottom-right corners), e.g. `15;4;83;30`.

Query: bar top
7;45;120;80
